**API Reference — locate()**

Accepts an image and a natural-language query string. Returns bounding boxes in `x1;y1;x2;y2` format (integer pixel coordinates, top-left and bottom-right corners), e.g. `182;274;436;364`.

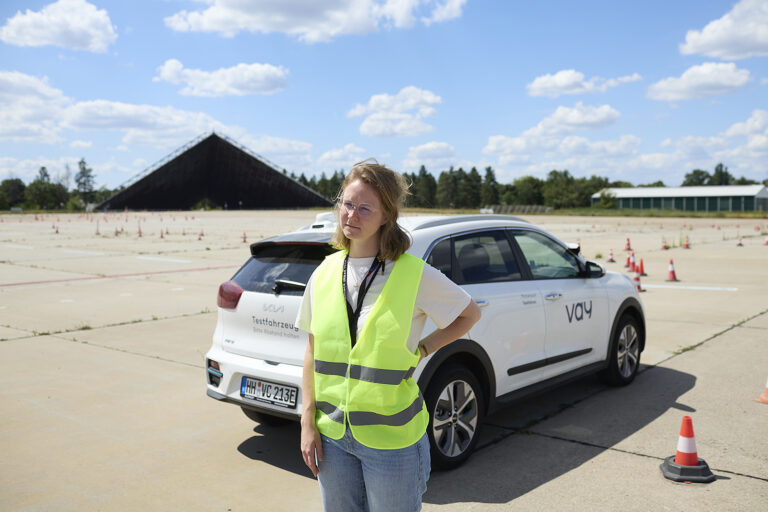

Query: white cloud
761;78;768;85
647;62;750;101
0;0;116;53
524;102;620;137
527;69;642;98
164;0;464;43
482;102;637;176
0;71;70;143
317;143;367;170
680;0;768;60
0;156;79;183
402;141;455;169
422;0;467;26
70;140;92;148
153;59;289;97
348;86;441;137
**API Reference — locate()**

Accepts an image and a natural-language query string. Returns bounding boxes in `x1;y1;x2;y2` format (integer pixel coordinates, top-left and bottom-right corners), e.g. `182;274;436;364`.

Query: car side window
425;238;452;279
451;231;521;284
513;231;580;279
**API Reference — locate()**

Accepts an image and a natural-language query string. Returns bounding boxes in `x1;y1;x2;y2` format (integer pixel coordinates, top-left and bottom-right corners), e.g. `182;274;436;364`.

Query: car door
510;230;608;378
426;229;547;395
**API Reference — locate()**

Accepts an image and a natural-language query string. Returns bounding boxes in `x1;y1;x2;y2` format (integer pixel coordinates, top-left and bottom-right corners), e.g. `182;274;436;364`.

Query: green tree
24;179;68;209
414;165;437;207
0;190;8;210
681;169;711;186
436;167;458;208
480;166;499;206
609;180;634;188
498;183;517;205
75;158;96;203
708;163;734;185
638;180;665;187
37;166;50;183
732;176;758;185
513;175;543;205
0;178;26;206
597;190;617;209
459;167;482;208
542;170;578;208
576;175;610;207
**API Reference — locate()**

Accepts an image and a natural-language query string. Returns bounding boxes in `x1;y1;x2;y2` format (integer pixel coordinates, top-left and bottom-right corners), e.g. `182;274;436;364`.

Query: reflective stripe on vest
310;251;428;450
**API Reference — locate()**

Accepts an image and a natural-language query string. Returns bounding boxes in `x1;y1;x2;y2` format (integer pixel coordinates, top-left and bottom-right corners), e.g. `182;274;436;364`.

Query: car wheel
424;363;485;470
600;313;641;386
240;406;290;426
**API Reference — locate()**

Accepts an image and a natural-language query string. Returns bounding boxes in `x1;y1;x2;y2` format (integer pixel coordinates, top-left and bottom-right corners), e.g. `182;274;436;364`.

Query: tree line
288;162;763;210
0;159;119;211
2;159;763;212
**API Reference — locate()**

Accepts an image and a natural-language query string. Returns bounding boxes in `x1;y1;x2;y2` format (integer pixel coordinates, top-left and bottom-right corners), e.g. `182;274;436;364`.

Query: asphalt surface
1;210;766;511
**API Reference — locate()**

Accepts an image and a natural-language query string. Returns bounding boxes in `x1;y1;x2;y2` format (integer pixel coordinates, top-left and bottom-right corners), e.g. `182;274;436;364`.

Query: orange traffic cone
736;237;743;247
639;258;647;276
160;229;164;239
660;416;715;483
624;254;630;268
683;235;690;249
755;377;768;404
666;259;679;282
633;270;645;292
764;234;768;246
661;237;668;250
242;231;247;243
625;237;632;251
629;252;636;273
607;249;616;263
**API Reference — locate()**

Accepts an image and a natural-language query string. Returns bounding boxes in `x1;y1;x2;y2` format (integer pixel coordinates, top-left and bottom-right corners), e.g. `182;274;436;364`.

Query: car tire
240;406;291;426
600;313;641;386
424;363;485;470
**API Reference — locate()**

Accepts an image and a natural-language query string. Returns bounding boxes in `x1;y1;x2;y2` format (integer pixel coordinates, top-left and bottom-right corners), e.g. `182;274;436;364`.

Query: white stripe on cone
677;435;697;454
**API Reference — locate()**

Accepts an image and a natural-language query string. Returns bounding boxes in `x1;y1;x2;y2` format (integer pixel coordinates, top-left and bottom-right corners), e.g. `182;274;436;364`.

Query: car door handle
474;299;489;308
544;292;562;301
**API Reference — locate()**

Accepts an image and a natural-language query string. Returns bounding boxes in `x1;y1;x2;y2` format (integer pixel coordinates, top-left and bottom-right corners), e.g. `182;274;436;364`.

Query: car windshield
232;243;336;295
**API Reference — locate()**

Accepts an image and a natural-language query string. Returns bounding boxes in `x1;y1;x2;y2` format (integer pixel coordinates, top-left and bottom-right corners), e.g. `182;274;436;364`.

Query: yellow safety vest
310;250;428;449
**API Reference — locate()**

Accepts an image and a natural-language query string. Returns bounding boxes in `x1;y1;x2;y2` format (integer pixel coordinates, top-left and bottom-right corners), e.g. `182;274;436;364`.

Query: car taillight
217;280;243;310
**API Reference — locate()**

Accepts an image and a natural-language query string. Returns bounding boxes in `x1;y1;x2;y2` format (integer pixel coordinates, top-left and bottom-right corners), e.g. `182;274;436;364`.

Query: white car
205;213;645;469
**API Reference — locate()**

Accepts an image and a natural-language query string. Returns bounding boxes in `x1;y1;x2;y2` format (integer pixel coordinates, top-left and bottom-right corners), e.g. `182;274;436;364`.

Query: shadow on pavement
424;366;696;505
237;421;314;478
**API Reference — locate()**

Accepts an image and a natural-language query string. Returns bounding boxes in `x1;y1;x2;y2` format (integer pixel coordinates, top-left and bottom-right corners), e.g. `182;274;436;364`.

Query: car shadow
234;364;697;502
423;365;696;505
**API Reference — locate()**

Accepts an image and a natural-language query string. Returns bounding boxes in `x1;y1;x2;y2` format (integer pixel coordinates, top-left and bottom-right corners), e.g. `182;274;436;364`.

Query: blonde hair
331;159;411;260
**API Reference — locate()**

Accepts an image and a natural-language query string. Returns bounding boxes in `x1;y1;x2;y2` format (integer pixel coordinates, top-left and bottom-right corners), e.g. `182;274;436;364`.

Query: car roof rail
409;214;530;231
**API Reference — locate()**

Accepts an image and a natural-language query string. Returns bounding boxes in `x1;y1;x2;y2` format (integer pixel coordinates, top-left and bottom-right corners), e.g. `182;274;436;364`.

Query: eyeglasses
339;200;378;219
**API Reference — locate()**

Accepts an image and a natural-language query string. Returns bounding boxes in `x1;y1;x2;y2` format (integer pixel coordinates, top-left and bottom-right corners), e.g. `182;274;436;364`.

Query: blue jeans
318;428;431;512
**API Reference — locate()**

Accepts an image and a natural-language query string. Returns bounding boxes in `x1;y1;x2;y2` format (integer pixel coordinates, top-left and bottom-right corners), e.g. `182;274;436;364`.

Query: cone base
660;455;715;483
754;394;768;404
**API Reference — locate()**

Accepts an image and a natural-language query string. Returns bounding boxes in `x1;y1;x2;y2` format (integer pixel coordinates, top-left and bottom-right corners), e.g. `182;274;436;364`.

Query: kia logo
263;303;284;313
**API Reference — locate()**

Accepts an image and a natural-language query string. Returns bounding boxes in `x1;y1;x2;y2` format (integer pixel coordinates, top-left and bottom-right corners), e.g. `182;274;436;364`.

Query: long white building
591;185;768;212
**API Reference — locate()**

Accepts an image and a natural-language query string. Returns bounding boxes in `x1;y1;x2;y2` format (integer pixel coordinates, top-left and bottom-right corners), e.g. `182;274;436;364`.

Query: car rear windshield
232;243;337;296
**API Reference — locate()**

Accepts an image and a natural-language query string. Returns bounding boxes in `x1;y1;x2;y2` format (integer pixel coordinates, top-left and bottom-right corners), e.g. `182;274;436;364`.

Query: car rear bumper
205;344;304;420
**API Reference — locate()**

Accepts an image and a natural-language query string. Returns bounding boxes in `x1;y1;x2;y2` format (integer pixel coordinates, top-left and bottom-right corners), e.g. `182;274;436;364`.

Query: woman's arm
418;300;481;360
300;334;322;477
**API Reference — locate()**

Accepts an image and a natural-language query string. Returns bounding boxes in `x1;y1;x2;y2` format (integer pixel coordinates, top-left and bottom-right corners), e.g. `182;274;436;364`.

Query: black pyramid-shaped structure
98;133;332;210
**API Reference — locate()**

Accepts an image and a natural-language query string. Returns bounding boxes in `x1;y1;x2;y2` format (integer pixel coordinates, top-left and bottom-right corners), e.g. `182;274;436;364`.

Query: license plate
240;376;298;409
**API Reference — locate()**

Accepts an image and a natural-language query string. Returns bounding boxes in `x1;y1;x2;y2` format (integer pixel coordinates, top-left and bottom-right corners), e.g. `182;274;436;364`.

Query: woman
296;159;481;511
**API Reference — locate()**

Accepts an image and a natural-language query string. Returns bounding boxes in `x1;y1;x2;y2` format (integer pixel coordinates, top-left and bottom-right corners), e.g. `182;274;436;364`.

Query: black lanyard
342;253;383;348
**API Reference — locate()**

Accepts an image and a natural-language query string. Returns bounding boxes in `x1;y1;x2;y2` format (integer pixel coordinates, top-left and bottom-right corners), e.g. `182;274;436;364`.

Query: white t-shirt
296;255;472;353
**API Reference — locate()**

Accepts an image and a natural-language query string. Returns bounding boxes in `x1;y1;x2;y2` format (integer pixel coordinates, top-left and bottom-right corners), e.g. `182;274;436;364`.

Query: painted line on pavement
0;264;238;287
642;284;738;291
4;244;33;249
63;249;104;256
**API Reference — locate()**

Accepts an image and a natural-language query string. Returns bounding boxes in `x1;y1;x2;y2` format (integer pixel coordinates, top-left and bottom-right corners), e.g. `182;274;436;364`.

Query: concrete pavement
1;210;766;511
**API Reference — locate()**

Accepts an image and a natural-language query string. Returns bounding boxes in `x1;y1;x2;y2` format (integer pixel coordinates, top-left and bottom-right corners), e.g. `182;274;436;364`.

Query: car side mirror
585;261;605;278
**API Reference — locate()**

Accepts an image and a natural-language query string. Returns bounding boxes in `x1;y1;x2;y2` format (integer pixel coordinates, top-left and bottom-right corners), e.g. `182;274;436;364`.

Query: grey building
591;185;768;212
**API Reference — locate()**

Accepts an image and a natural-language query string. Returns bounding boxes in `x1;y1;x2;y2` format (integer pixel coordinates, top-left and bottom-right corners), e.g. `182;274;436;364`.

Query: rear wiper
273;279;307;294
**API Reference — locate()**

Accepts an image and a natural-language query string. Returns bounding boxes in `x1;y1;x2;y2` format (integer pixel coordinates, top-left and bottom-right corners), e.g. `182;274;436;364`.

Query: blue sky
1;0;766;190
